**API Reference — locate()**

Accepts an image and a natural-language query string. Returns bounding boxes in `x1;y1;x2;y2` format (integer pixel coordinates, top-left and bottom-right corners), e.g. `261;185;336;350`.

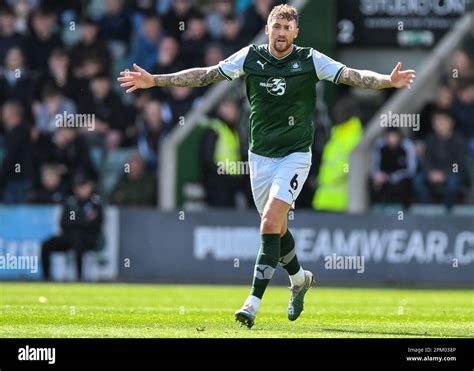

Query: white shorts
249;150;312;215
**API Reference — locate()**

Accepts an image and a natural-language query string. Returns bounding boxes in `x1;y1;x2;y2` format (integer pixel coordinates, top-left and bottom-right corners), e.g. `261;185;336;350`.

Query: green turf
0;283;472;338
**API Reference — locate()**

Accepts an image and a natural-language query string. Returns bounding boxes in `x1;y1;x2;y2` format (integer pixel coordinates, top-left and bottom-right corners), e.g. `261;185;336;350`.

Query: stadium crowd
0;0;472;211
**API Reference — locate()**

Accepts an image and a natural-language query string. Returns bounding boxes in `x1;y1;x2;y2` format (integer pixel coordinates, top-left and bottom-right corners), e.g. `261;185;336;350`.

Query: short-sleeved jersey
218;44;345;158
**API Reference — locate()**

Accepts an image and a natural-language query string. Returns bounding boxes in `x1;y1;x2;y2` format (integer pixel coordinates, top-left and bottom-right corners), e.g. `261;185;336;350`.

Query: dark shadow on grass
320;328;469;338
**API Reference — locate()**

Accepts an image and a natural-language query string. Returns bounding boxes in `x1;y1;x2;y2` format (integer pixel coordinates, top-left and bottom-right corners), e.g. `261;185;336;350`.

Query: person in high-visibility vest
313;100;363;211
200;99;246;207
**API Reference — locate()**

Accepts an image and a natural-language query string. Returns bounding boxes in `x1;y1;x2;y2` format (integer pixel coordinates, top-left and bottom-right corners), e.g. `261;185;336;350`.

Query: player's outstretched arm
117;63;226;93
338;62;416;90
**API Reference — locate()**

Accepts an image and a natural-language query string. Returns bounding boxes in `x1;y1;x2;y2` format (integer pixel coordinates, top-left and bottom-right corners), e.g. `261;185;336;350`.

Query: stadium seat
451;205;474;216
371;203;404;215
409;204;447;215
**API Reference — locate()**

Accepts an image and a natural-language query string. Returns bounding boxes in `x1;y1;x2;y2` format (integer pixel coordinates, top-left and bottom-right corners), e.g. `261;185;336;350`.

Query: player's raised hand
390;62;416;89
117;63;155;93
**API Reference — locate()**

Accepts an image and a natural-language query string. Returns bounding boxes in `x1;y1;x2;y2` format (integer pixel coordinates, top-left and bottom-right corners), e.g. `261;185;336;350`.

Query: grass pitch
0;283;472;338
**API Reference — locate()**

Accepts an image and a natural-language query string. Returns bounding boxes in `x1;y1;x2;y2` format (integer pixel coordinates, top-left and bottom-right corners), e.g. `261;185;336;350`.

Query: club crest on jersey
259;77;286;96
290;61;302;72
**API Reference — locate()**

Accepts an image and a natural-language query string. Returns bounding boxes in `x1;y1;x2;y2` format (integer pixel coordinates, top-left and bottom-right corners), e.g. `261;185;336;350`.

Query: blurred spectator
35;127;97;189
167;86;199;130
109;152;156;206
129;13;163;71
29;163;65;204
34;84;76;134
78;73;127;150
220;12;244;54
206;0;235;40
150;35;183;75
451;77;474;153
33;48;80;103
72;55;106;81
162;0;197;41
136;99;164;169
204;43;225;67
0;101;33;203
69;17;111;76
371;128;416;208
182;12;210;67
445;49;473;87
23;8;62;71
312;99;363;211
241;0;275;44
418;84;453;142
0;47;34;107
414;109;468;209
200;98;245;207
0;5;24;64
98;0;131;58
41;173;103;281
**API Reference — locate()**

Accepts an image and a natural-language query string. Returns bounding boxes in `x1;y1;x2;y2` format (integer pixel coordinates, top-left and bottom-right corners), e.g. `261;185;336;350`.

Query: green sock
279;229;301;275
250;234;280;299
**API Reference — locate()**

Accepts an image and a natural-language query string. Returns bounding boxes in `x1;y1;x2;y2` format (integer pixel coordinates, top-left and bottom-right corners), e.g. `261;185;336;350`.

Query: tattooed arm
338;62;416;90
117;63;226;93
153;66;225;87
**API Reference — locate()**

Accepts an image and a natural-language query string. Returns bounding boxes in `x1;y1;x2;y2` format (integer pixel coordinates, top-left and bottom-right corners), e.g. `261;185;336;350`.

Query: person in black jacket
414;109;469;208
41;173;103;281
0;101;33;203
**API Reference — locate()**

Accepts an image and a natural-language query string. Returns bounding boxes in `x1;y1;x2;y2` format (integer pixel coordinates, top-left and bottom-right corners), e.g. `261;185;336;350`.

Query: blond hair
268;4;298;25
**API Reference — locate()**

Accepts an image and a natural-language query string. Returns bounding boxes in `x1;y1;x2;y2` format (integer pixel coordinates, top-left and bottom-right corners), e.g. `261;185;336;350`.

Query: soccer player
118;4;416;328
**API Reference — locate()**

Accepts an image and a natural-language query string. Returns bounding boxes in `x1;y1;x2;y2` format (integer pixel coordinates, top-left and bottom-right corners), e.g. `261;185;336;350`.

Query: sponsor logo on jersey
290;61;303;72
259;77;286;96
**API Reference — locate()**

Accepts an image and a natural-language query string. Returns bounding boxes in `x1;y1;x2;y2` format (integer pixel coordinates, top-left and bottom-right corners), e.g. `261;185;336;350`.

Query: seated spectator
0;101;33;203
29;163;66;204
241;0;275;44
23;7;62;72
136;99;165;169
35;127;97;190
200;98;246;207
162;0;197;41
69;17;111;76
128;13;163;71
312;98;363;211
206;0;235;40
220;12;244;55
150;35;183;76
41;173;103;281
0;5;24;64
0;47;34;107
181;12;210;67
33;48;81;103
78;73;127;150
204;43;225;67
451;77;474;154
98;0;131;58
34;84;76;134
414;109;468;209
371;128;416;208
417;84;453;142
109;152;156;206
167;86;199;129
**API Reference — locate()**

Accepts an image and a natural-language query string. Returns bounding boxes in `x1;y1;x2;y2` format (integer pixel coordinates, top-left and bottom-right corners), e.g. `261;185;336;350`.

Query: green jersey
218;44;345;158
